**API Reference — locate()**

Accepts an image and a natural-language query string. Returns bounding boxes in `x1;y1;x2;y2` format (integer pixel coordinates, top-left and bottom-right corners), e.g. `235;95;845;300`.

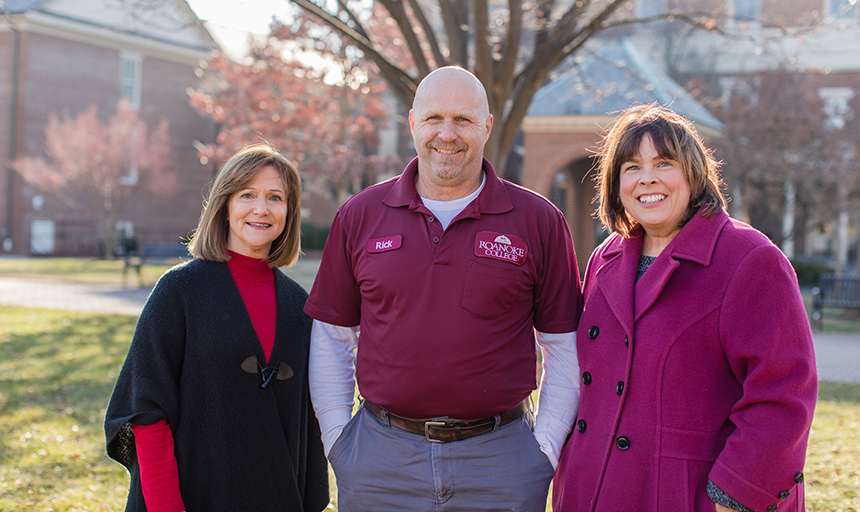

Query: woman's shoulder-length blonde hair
595;103;727;238
187;143;302;268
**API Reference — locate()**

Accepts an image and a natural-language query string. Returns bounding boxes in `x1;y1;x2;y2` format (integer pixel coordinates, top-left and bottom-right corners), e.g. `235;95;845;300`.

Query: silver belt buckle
424;420;447;443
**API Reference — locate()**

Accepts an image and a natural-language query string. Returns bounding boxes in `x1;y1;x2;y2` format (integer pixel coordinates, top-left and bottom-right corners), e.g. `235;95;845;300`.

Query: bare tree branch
335;0;370;40
473;0;494;107
405;0;448;66
437;0;470;66
289;0;420;104
377;0;432;76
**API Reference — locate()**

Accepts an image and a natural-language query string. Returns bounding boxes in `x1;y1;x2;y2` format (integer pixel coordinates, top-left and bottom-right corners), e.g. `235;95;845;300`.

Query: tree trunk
835;210;848;275
781;180;795;259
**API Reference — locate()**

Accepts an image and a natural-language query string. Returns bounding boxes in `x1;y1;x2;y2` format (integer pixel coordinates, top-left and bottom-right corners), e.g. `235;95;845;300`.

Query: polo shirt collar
383;157;513;216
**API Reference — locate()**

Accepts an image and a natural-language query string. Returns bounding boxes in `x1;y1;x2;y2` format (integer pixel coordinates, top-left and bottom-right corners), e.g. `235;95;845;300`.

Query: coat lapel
633;208;730;322
595;233;639;337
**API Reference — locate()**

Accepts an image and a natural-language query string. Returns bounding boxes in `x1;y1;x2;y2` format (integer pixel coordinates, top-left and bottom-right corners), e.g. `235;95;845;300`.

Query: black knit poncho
105;259;329;511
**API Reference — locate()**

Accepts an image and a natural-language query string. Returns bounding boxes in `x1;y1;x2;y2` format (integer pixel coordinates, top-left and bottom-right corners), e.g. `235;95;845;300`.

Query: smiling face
619;134;692;247
227;165;288;259
409;67;493;200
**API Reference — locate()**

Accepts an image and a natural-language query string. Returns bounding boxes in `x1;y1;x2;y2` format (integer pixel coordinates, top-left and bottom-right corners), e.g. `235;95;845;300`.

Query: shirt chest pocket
461;260;530;320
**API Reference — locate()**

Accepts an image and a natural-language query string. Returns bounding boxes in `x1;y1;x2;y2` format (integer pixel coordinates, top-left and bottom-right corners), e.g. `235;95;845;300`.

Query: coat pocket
659;426;733;511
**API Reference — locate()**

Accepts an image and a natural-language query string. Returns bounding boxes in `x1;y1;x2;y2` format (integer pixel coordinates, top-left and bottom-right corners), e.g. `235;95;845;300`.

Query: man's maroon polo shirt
304;158;582;419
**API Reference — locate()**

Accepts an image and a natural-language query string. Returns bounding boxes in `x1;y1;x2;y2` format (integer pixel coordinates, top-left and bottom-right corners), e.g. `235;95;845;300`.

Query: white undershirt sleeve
308;319;359;457
533;330;580;469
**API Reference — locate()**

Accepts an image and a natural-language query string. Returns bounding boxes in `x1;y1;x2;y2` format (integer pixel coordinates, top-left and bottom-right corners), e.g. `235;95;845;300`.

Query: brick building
522;0;860;270
0;0;219;256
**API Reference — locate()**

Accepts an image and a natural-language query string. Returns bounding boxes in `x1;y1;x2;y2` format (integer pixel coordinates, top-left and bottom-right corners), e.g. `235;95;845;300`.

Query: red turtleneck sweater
132;252;277;511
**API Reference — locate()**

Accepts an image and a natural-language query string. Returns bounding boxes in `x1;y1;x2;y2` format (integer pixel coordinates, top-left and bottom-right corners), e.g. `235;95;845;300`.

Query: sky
184;0;296;57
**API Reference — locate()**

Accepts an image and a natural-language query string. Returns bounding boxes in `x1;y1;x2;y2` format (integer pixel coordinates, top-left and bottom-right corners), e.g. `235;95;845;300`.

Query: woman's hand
715;504;734;512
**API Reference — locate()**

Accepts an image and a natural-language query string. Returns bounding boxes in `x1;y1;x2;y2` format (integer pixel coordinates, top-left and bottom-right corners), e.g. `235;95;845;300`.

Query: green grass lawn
0;256;167;287
0;255;321;291
0;306;858;511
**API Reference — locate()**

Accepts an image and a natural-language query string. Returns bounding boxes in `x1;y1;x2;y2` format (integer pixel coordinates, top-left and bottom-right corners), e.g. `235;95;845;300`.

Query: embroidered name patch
366;235;403;253
474;232;527;265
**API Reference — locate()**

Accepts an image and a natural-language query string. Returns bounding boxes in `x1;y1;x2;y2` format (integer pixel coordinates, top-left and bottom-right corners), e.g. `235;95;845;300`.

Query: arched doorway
521;125;605;274
548;158;601;271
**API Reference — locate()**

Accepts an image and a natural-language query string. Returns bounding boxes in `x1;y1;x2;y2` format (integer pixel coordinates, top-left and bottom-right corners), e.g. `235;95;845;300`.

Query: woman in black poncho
105;144;329;511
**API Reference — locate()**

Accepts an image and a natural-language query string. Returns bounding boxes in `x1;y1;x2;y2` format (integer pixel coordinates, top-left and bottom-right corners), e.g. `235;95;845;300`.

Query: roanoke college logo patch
366;234;403;253
474;232;527;265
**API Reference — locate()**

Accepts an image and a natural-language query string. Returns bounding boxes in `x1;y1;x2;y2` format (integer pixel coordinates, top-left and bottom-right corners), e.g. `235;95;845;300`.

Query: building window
639;0;666;18
118;161;139;186
120;53;143;109
732;0;760;21
827;0;858;20
819;87;854;130
118;124;142;186
720;76;759;109
719;76;737;107
30;219;56;255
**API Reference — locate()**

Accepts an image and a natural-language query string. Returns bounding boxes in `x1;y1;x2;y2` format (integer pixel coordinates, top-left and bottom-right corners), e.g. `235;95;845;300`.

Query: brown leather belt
363;399;530;443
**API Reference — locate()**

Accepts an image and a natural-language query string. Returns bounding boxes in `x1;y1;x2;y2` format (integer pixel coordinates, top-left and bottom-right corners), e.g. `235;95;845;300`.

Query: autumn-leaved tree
190;27;402;206
13;101;174;257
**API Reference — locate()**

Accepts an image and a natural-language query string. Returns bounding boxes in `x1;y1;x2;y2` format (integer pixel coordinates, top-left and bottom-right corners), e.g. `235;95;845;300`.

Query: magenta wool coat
553;209;817;512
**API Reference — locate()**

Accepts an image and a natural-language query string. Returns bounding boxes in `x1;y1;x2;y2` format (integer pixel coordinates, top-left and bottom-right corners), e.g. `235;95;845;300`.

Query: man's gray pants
328;404;555;512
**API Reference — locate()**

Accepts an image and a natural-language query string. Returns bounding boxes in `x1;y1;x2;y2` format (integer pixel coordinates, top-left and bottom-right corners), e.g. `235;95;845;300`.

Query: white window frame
818;87;855;130
118;123;142;186
119;52;143;110
30;219;56;255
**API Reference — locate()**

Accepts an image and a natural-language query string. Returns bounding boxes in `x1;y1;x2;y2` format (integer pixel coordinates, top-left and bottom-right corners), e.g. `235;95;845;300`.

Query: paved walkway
1;276;858;384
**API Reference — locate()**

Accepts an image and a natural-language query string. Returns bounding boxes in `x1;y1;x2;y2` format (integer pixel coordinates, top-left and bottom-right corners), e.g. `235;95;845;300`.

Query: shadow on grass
818;380;860;404
0;307;135;510
0;311;134;416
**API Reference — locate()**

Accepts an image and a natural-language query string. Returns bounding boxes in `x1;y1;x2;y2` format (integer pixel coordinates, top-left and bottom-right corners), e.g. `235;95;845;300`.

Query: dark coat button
616;381;624;395
779;490;790;500
577;420;587;433
587;326;599;339
795;472;804;484
615;436;630;450
767;506;777;512
624;336;629;346
582;372;592;385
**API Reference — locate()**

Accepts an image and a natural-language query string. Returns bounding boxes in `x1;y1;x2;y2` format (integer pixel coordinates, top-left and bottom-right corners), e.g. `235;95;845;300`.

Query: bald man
304;67;583;511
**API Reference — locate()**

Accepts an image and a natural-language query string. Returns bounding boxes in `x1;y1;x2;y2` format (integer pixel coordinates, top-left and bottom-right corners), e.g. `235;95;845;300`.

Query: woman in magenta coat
552;104;818;512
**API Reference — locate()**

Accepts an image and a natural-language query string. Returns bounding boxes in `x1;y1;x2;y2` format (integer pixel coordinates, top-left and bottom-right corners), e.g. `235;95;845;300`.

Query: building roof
1;0;218;56
527;37;724;133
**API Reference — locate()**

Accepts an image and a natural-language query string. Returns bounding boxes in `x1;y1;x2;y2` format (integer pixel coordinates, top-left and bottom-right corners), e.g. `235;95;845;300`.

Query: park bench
811;274;860;330
123;242;191;287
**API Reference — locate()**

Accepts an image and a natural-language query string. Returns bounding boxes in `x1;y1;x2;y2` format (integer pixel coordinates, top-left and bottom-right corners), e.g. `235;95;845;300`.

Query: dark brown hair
188;143;302;267
595;103;726;237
